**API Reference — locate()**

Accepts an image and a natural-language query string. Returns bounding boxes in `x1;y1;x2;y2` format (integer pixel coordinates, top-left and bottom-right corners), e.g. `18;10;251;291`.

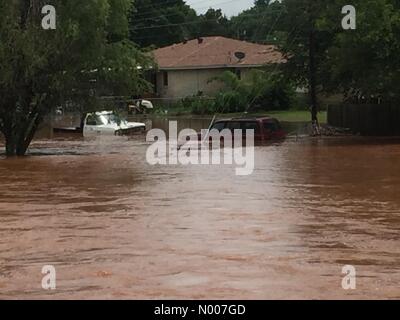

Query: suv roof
215;116;276;122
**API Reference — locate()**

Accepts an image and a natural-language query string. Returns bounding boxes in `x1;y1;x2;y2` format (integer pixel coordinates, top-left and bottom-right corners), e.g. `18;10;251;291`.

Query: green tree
230;0;286;45
280;0;337;128
0;0;152;156
326;0;400;103
196;9;231;38
129;0;199;48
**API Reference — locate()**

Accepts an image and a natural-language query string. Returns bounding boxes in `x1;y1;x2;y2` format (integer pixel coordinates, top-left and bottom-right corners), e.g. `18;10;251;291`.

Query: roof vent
234;51;246;61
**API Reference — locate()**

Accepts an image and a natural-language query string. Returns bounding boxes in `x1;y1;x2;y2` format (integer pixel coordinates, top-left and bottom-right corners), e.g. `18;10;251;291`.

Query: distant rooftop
153;36;284;70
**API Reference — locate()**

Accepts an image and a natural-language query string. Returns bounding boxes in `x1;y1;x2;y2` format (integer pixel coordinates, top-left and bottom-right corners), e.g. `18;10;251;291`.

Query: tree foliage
211;69;295;113
0;0;152;156
129;0;198;47
276;0;400;122
129;1;233;48
326;0;400;102
230;0;286;45
278;0;338;124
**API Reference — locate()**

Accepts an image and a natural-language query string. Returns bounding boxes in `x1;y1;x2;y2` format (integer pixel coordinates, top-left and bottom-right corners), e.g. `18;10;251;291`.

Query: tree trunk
4;132;17;156
2;114;41;157
309;29;320;135
16;117;40;156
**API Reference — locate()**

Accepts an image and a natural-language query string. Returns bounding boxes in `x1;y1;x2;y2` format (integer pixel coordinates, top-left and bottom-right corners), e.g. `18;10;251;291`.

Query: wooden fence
327;104;400;136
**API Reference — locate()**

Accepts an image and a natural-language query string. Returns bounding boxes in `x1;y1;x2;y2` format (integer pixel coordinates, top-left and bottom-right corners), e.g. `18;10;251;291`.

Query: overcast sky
186;0;255;17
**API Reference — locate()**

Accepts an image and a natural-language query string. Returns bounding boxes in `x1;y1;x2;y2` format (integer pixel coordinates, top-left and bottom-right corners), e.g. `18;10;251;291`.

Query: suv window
226;122;241;131
242;121;259;133
211;122;225;131
263;120;280;132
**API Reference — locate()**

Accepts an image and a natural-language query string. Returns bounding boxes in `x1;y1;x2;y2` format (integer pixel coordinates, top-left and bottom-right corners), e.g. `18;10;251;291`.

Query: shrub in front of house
209;70;296;113
214;91;248;113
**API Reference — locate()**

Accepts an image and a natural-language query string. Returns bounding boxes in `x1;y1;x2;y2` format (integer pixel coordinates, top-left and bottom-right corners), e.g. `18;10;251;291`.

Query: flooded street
0;118;400;299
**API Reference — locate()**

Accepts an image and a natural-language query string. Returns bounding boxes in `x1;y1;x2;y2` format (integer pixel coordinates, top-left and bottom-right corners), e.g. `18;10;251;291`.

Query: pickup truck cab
83;111;146;137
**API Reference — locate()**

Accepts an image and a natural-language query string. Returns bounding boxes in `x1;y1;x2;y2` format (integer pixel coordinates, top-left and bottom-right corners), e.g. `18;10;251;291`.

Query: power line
131;31;280;42
190;0;246;12
132;0;245;20
132;8;285;31
132;18;220;31
132;6;273;24
255;3;285;44
131;3;287;43
131;0;215;19
142;0;215;11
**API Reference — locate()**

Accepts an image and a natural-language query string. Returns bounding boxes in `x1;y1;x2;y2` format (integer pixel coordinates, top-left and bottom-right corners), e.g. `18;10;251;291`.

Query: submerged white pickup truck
83;111;146;137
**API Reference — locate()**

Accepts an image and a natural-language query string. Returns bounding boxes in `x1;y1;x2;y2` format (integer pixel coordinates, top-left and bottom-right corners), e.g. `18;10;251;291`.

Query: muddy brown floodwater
0;118;400;299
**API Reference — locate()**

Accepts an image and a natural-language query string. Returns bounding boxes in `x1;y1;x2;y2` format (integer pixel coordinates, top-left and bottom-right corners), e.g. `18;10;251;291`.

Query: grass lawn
153;107;327;124
262;110;326;123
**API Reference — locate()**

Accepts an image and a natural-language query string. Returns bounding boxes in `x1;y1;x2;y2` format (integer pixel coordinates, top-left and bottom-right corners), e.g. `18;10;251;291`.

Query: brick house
151;36;284;102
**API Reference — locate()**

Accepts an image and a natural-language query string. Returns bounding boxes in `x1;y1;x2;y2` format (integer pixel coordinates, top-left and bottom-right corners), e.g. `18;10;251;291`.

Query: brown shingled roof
153;36;284;70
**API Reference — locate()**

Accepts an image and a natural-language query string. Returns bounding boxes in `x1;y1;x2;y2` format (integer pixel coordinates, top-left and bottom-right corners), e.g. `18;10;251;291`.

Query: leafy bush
153;70;296;116
152;96;217;116
290;93;309;110
210;70;295;113
214;91;247;113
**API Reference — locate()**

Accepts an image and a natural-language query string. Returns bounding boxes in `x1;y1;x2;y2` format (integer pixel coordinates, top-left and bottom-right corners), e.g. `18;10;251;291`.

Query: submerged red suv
207;117;287;141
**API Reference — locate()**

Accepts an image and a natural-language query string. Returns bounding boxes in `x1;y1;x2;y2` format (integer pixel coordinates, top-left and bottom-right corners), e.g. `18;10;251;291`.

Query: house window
163;71;169;86
235;69;242;80
229;68;242;80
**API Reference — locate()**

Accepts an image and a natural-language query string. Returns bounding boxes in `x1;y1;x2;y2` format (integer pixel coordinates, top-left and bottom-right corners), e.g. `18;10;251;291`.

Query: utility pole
307;2;320;134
